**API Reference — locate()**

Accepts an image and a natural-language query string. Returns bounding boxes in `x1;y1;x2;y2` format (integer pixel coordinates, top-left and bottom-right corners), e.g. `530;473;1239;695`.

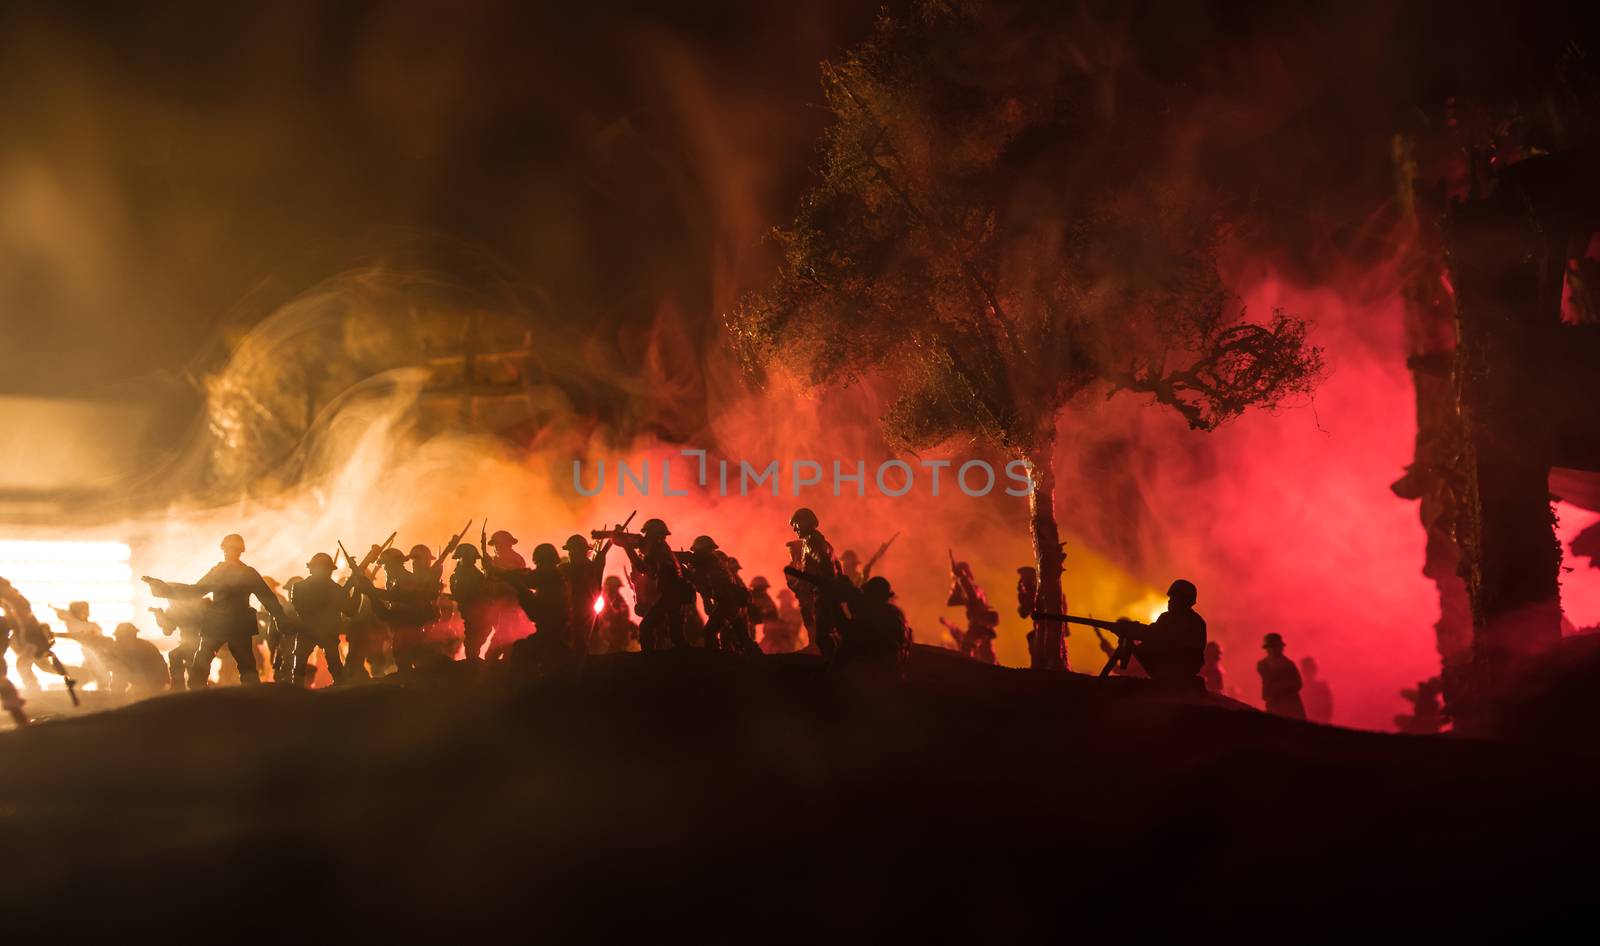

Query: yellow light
592;595;605;615
0;540;139;692
0;561;132;583
0;540;130;563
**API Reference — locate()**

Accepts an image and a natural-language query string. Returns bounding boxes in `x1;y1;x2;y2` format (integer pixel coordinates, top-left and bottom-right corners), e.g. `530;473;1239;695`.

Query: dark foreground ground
1;647;1595;941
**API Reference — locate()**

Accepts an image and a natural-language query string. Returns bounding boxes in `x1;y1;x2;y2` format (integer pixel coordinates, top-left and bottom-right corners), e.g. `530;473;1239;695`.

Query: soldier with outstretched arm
1035;579;1207;683
144;533;290;687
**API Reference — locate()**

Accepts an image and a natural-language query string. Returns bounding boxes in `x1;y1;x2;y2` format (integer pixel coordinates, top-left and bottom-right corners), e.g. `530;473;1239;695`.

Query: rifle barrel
1032;612;1126;633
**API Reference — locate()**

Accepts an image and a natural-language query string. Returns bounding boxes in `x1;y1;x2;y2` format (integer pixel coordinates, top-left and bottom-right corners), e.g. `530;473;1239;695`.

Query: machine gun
1032;611;1146;678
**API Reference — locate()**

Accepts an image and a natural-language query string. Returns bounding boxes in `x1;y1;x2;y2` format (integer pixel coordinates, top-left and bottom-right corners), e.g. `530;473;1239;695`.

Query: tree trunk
1026;442;1068;670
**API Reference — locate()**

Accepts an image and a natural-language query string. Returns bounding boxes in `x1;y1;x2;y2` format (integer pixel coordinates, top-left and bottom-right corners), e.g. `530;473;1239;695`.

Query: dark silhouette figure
510;543;573;667
784;566;906;668
765;589;804;654
1301;656;1334;724
746;576;780;646
450;545;494;661
838;549;863;587
595;575;637;653
145;534;289;687
52;601;112;690
686;536;760;655
1131;580;1207;681
1395;677;1445;734
621;518;690;652
786;508;837;657
560;533;607;656
483;529;530;658
353;548;438;674
107;623;168;695
3;581;77;700
1202;641;1226;695
1036;579;1204;682
289;552;357;685
150;598;211;690
945;557;999;664
1258;633;1306;719
1015;567;1038;619
0;578;45;724
846;576;911;667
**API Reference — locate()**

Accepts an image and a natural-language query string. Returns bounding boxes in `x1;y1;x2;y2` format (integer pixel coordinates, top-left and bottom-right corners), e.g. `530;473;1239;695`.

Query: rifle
48;652;78;707
338;534;392;594
1032;611;1144;678
479;520;490;563
862;532;899;578
594;510;638;556
438;520;473;562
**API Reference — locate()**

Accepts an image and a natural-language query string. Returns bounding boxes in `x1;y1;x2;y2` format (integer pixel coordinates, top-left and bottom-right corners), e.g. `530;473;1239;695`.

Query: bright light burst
0;539;137;626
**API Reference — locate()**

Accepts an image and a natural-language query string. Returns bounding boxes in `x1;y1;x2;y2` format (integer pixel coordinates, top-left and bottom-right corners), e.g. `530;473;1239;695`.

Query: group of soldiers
0;508;918;721
1;507;1441;732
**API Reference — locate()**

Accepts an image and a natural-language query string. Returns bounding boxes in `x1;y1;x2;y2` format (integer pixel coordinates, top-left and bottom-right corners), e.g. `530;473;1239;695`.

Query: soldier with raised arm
145;534;290;687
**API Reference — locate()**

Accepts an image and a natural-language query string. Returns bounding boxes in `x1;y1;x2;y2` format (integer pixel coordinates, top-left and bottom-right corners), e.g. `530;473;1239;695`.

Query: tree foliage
730;0;1324;456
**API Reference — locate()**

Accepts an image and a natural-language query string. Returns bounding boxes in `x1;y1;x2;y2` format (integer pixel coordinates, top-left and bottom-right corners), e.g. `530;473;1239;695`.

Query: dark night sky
0;0;1584;403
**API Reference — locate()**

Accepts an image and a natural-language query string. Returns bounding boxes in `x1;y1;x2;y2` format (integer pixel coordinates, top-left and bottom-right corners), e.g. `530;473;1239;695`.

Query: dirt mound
0;648;1593;939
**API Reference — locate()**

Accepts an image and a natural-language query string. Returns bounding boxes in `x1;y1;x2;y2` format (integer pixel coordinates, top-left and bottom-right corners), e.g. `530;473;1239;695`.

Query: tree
730;1;1323;668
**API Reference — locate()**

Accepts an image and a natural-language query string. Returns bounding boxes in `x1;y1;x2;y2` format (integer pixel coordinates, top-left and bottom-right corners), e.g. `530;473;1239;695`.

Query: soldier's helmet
789;507;819;533
840;549;860;564
862;576;893;601
532;543;561;569
221;533;246;554
602;575;623;589
378;548;408;569
1017;566;1038;577
409;544;433;560
1204;641;1222;658
641;518;670;538
690;535;718;555
452;544;480;562
723;556;742;574
749;575;771;591
1166;578;1198;606
1262;632;1286;649
489;530;518;547
307;552;336;573
564;534;590;553
114;622;139;640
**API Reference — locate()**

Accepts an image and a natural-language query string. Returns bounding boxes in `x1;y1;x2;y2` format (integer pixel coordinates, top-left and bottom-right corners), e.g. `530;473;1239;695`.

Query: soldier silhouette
1258;633;1306;719
288;552;357;685
145;534;289;687
1300;656;1334;724
785;508;837;657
